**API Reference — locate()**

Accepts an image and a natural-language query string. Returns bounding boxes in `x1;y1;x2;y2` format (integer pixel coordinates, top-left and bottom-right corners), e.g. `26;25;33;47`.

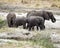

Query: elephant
7;12;16;27
14;17;27;29
27;16;45;31
27;10;56;23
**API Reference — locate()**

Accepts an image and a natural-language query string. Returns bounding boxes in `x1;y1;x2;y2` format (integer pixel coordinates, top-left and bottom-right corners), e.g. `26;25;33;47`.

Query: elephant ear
46;12;54;18
43;11;50;20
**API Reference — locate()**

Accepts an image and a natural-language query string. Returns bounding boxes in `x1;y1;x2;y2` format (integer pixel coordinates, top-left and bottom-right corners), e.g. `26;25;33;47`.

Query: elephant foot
8;24;12;27
40;26;45;30
15;25;18;28
29;29;31;31
37;26;39;30
28;27;31;31
40;27;45;30
9;26;11;27
23;27;26;29
26;24;29;29
8;25;12;27
40;28;43;30
32;27;34;31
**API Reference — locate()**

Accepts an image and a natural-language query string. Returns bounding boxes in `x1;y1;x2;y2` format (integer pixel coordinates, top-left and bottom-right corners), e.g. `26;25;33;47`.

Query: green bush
31;38;54;48
0;19;6;28
29;33;54;48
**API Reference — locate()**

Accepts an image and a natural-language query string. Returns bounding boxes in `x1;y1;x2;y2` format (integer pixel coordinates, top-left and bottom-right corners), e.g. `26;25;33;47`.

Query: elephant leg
40;26;43;30
43;25;45;29
32;26;34;31
29;26;31;31
40;20;45;30
13;23;16;27
12;19;15;27
26;23;29;29
28;24;32;31
23;24;26;29
9;18;13;27
40;25;45;30
8;21;11;27
14;24;18;28
41;23;45;30
8;23;11;27
37;26;39;30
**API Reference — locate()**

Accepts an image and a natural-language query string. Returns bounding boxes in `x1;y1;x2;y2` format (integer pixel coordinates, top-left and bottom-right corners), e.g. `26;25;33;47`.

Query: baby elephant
14;17;27;29
27;16;45;31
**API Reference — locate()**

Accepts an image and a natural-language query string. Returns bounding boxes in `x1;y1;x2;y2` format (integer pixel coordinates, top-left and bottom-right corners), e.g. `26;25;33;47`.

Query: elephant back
27;10;50;20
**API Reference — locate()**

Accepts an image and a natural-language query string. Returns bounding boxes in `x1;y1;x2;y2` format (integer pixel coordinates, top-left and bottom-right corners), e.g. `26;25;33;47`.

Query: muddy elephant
27;16;45;31
14;17;27;29
7;12;16;27
27;10;56;23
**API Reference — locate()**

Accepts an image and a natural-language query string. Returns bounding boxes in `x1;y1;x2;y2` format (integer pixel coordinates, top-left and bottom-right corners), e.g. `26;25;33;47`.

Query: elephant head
47;12;56;23
42;11;50;20
7;12;16;27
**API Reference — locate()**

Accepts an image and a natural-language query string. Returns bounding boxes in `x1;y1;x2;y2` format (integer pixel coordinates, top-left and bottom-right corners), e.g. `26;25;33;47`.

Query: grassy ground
0;28;55;48
0;26;60;48
0;38;54;48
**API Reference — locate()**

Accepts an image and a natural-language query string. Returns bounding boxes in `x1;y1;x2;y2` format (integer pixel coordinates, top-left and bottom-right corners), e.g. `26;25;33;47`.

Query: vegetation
30;38;54;48
0;33;54;48
0;19;6;28
0;0;59;48
51;3;58;7
27;32;54;48
0;0;60;8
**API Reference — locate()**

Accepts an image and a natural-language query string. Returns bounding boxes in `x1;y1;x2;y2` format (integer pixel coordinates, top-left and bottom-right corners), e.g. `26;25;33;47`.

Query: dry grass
0;39;46;48
0;27;56;48
0;26;60;48
0;0;60;8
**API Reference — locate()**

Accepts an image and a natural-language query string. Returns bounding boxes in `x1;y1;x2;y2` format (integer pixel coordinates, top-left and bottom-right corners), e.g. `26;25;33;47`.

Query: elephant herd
7;10;56;31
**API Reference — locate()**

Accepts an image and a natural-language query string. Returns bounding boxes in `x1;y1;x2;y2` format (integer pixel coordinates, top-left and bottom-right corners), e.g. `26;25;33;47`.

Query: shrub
36;4;40;7
29;33;54;48
51;3;58;7
0;19;6;28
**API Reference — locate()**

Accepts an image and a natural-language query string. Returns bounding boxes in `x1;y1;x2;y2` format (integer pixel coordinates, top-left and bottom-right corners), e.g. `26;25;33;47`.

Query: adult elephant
27;16;45;31
27;10;56;23
7;12;16;27
14;17;27;29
